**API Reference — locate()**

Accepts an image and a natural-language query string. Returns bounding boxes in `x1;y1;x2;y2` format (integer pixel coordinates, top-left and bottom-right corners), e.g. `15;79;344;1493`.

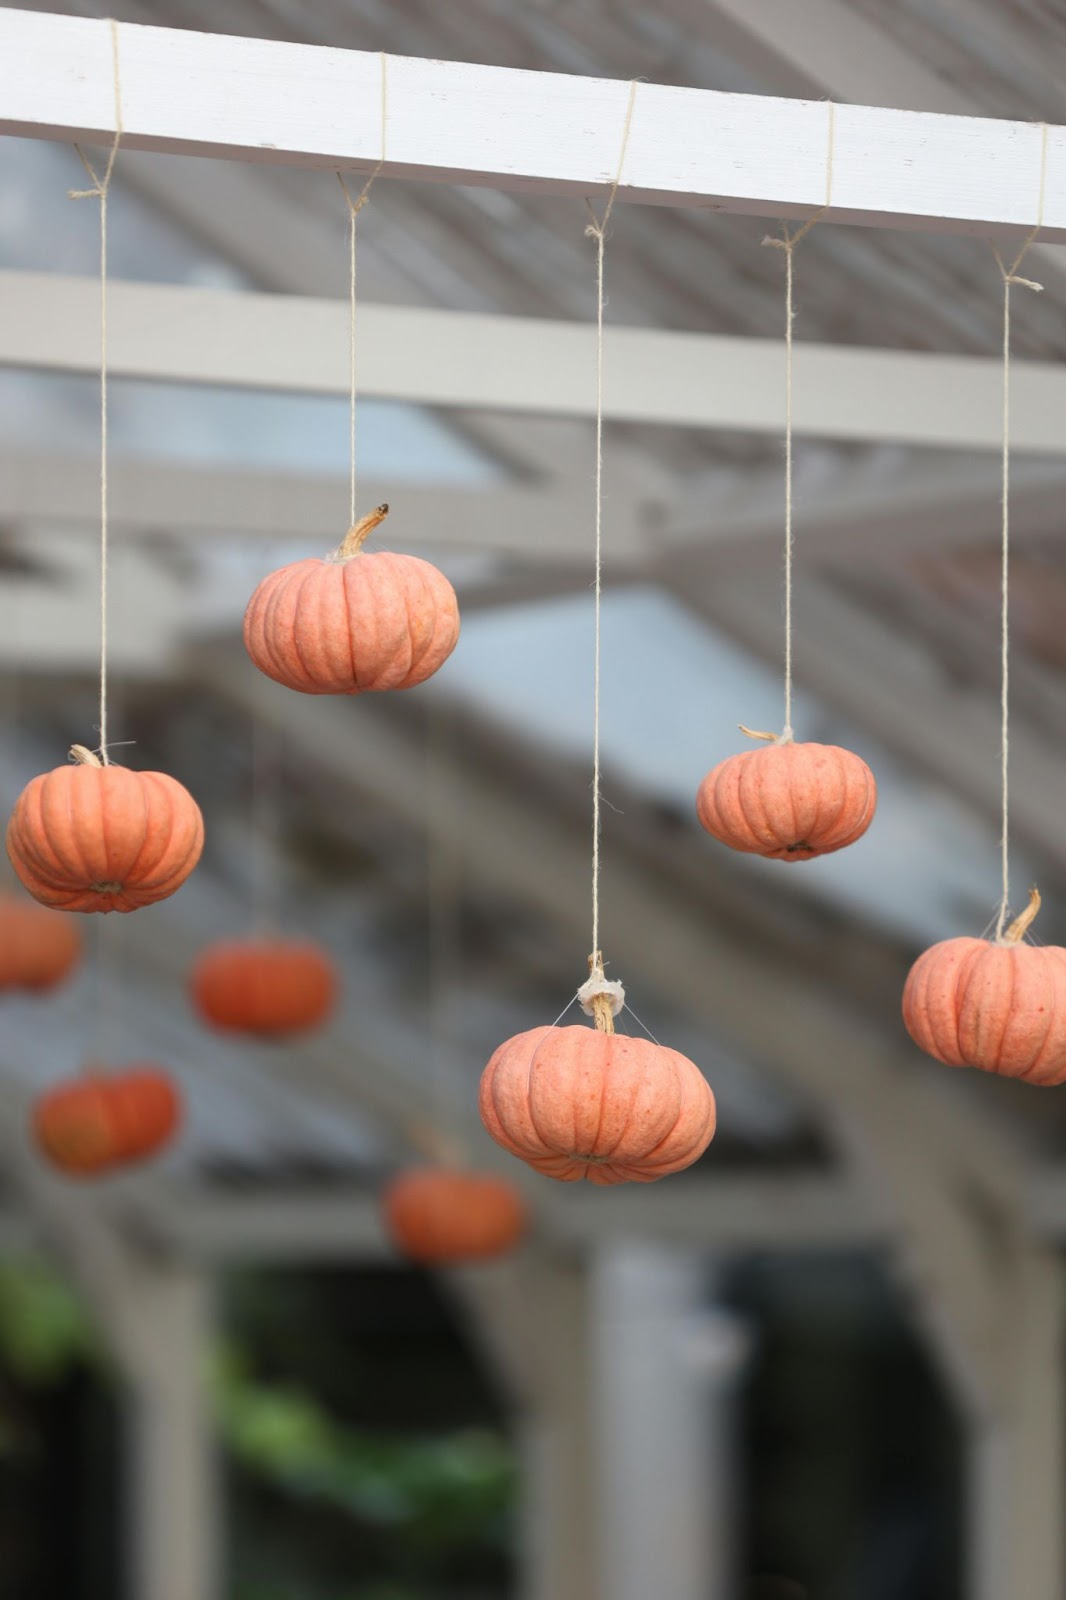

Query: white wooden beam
121;1263;221;1600
665;455;1066;569
0;448;644;561
1;10;1065;237
4;270;1066;452
696;0;1066;300
593;1246;746;1600
966;1248;1064;1600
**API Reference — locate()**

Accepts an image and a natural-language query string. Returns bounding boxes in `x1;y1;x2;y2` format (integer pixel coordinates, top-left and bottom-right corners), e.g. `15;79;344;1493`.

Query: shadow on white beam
3;271;1066;452
2;9;1065;237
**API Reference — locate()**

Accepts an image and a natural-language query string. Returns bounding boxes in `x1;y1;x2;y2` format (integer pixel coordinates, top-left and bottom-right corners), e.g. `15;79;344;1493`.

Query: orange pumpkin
696;729;876;861
190;939;338;1036
0;894;82;992
7;746;204;913
479;967;716;1185
903;888;1066;1084
243;504;460;695
383;1167;527;1263
33;1067;181;1177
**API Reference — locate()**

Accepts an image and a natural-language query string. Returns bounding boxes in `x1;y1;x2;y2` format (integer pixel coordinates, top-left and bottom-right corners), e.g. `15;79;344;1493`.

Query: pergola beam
4;270;1066;452
2;9;1064;238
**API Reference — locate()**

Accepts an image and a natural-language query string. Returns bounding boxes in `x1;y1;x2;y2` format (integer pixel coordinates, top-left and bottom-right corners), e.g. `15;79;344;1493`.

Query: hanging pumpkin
33;1067;181;1177
243;504;460;696
383;1167;527;1264
6;746;204;913
0;894;82;992
479;961;716;1185
696;728;876;861
190;938;338;1036
903;888;1066;1084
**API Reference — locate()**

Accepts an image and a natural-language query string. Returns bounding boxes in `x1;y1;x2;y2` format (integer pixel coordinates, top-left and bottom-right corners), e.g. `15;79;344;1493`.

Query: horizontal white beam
2;9;1064;238
666;455;1066;567
0;447;645;560
4;1162;1066;1263
3;271;1066;452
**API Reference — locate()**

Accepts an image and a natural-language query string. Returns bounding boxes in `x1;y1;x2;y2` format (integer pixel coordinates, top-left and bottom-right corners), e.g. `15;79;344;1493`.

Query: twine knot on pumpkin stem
739;723;794;746
335;503;389;561
578;951;625;1035
69;744;104;768
999;885;1041;947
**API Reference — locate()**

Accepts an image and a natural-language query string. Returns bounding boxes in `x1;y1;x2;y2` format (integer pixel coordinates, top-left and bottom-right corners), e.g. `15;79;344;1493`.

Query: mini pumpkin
7;746;204;913
696;726;876;861
33;1067;181;1177
243;504;460;695
903;887;1066;1084
479;960;716;1185
383;1167;527;1264
0;894;82;992
190;938;338;1036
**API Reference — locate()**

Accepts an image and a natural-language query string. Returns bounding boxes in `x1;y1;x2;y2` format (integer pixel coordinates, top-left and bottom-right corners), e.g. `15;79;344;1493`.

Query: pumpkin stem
69;744;103;768
739;723;793;746
1002;885;1041;946
338;503;389;559
581;950;620;1035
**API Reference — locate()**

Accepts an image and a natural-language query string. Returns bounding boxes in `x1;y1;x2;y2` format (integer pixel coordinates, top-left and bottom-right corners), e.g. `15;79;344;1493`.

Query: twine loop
336;52;389;530
991;121;1048;941
68;17;123;765
758;103;835;742
584;80;638;966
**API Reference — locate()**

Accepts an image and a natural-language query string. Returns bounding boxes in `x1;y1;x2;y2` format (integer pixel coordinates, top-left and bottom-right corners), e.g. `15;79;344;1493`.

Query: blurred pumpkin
479;964;716;1185
696;730;875;861
190;939;338;1036
33;1067;181;1177
0;894;81;992
383;1167;526;1263
7;746;204;912
903;887;1066;1084
243;504;460;695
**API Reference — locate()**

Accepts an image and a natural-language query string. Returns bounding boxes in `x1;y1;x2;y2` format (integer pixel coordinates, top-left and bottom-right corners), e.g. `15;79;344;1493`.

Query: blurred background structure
2;3;1066;1598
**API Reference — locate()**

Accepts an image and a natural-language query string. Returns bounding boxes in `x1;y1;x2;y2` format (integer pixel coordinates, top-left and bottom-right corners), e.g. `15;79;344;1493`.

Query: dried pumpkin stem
1001;885;1041;946
591;992;616;1034
739;723;793;746
70;744;103;768
339;502;389;559
586;949;616;1035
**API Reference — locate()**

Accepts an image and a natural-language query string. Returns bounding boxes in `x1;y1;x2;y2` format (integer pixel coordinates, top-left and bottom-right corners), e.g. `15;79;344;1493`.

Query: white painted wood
122;1264;220;1600
0;446;645;563
593;1245;747;1600
4;270;1066;451
1;9;1065;237
700;0;1066;295
666;455;1066;569
967;1249;1064;1600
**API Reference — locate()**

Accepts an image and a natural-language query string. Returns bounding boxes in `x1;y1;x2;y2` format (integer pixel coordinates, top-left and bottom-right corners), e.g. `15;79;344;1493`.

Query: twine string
583;79;638;966
426;705;462;1149
251;715;283;937
991;121;1048;941
761;102;835;742
336;52;388;529
69;18;123;765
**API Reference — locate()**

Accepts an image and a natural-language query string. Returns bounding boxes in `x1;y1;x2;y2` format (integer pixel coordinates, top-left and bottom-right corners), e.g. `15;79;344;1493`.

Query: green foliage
214;1345;516;1551
0;1260;91;1384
